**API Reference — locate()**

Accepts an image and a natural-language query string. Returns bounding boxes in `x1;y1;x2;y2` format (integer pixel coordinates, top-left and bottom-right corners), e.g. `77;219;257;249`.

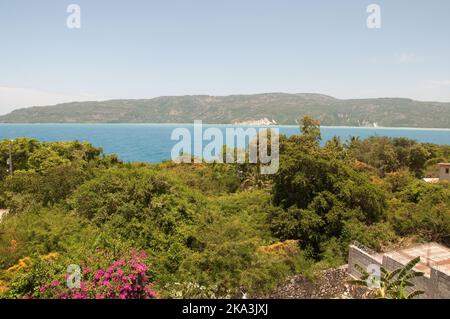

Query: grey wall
439;165;450;181
348;245;450;299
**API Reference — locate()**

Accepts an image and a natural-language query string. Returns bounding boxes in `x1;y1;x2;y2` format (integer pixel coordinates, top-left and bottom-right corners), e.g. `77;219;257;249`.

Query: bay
0;124;449;163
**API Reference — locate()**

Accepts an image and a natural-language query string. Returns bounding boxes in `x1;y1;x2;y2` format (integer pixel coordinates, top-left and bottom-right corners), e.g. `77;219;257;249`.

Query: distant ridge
1;93;449;128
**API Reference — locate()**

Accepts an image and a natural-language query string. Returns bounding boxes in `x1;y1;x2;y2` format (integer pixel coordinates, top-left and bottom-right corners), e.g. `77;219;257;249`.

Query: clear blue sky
1;0;449;114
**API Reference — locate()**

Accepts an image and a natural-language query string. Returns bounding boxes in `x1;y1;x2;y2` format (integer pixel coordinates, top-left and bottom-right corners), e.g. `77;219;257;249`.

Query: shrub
3;249;157;299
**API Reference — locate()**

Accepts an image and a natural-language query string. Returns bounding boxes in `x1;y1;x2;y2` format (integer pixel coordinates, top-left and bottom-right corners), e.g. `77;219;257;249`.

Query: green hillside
1;93;450;128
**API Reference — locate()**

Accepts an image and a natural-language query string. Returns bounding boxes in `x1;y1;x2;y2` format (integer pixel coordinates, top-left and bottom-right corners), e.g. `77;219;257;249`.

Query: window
446;168;450;174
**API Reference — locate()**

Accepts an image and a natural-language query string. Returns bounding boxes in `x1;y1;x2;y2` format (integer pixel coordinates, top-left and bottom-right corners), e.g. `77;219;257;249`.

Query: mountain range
1;93;449;128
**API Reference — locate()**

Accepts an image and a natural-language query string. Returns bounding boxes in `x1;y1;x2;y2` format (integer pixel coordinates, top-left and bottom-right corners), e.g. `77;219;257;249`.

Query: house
423;163;450;183
438;163;450;181
0;209;9;221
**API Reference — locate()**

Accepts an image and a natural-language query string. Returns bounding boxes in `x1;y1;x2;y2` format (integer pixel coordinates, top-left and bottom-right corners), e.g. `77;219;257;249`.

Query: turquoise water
0;124;449;163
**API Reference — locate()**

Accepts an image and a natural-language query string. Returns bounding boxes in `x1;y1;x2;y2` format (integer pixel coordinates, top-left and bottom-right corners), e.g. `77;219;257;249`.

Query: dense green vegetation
2;93;450;128
0;117;449;298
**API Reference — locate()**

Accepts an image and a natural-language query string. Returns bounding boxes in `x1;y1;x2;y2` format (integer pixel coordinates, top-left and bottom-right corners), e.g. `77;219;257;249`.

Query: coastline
0;122;449;131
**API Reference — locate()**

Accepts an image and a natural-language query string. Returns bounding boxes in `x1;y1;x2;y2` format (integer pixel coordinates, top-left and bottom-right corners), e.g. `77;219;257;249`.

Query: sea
0;124;449;163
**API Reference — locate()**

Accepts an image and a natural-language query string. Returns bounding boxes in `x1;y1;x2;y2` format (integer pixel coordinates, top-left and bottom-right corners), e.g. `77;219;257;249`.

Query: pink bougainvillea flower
37;249;156;299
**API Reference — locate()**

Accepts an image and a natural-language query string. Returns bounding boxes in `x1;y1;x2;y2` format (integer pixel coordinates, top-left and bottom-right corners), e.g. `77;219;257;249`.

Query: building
423;163;450;183
348;242;450;298
438;163;450;181
0;209;9;221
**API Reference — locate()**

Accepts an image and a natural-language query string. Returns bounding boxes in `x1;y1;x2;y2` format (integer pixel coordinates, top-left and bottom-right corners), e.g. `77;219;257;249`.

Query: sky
0;0;450;114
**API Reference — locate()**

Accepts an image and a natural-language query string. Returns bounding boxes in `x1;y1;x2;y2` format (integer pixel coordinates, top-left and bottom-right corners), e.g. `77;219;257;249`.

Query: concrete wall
348;245;450;299
439;165;450;181
347;245;380;279
431;267;450;299
382;254;431;298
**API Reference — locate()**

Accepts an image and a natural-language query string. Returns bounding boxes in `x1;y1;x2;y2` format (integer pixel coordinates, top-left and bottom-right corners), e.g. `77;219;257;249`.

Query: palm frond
407;290;425;299
350;258;425;299
353;263;369;275
404;271;424;281
352;264;370;280
385;268;401;281
398;257;421;280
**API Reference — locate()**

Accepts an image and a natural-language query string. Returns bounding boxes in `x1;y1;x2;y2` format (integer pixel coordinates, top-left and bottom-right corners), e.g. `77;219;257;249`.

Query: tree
299;116;321;147
0;138;41;180
270;118;387;258
407;144;430;178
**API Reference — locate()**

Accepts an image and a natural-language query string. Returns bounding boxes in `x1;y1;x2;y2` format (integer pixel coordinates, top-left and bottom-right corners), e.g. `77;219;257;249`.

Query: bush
0;207;98;270
2;249;157;299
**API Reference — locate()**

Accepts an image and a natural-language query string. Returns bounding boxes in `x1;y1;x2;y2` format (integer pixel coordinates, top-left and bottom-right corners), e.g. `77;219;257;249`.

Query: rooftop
384;242;450;277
